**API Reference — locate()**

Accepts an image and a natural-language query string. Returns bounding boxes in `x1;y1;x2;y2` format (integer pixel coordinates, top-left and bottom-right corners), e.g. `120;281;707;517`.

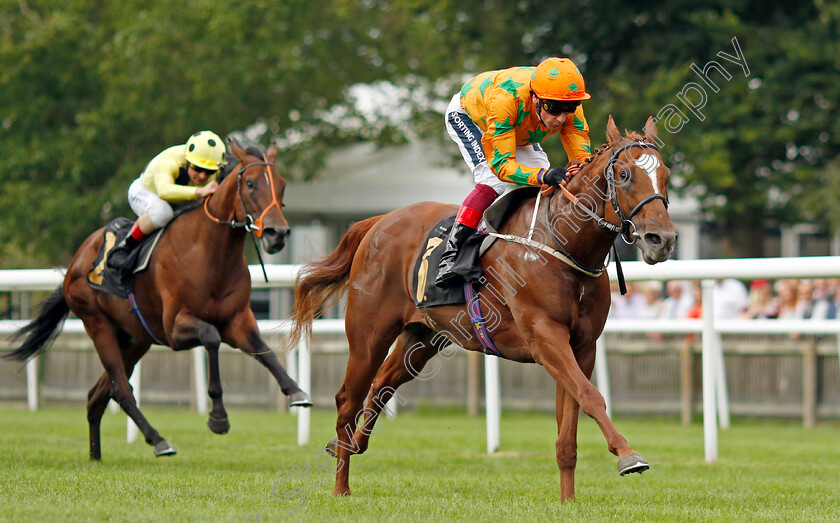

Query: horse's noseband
605;141;669;244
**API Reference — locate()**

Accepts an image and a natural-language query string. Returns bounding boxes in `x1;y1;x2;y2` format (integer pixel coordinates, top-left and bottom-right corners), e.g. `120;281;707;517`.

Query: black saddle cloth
411;186;542;308
411;216;484;308
87;218;164;298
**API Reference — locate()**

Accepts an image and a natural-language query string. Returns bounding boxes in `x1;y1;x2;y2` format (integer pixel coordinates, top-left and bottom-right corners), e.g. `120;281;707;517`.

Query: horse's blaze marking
634;153;661;194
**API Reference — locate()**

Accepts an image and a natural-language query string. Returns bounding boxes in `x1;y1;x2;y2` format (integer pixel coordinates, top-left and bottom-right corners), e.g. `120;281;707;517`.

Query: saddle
87;218;165;298
412;186;540;308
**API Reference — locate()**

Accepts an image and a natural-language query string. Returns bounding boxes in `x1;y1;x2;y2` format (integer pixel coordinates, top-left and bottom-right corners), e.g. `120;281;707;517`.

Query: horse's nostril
645;233;663;247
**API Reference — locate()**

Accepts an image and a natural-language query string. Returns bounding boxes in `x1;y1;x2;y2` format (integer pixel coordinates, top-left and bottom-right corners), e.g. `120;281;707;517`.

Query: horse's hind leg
87;372;111;461
87;331;153;460
84;317;174;457
351;326;444;455
330;311;403;496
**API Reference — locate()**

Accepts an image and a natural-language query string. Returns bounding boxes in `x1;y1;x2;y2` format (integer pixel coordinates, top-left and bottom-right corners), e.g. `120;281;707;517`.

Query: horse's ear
227;137;247;162
267;143;278;164
606;115;622;146
643;116;658;143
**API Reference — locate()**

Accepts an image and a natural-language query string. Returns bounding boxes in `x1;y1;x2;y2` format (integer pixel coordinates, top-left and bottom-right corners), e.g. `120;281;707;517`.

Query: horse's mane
217;142;268;183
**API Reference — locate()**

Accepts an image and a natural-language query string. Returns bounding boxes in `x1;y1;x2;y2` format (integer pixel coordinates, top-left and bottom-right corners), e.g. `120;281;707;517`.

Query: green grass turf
0;404;838;522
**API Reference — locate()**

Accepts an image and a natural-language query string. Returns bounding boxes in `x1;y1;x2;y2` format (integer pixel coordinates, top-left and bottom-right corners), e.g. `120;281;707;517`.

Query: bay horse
288;116;676;501
6;140;309;459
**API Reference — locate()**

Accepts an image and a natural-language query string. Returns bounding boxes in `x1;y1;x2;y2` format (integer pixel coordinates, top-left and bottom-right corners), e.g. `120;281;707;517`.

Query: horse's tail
4;287;70;362
287;215;385;351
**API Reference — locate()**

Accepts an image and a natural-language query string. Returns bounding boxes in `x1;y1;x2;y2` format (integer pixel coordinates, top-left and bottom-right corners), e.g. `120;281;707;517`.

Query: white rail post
384;342;398;418
297;337;311;446
287;347;298;416
26;357;38;411
594;336;612;418
700;280;718;463
193;348;208;415
714;331;730;429
485;354;501;454
127;361;141;443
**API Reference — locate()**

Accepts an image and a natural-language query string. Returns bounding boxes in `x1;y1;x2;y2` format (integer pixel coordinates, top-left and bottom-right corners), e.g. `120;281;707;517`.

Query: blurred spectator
686;281;703;319
809;279;835;320
637;281;664;319
793;280;815;319
610;281;645;319
659;280;694;319
773;279;799;319
742;279;777;319
713;278;749;319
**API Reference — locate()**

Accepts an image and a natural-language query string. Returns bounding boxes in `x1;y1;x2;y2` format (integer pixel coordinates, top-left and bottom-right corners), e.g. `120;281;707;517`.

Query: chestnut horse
288;117;676;501
6;140;309;459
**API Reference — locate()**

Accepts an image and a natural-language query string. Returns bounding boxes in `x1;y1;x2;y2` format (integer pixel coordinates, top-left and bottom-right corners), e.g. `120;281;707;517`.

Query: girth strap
464;282;503;357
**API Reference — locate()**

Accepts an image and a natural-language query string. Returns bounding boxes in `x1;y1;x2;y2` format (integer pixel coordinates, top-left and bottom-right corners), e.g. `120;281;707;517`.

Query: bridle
558;140;668;245
203;154;283;238
202;152;284;282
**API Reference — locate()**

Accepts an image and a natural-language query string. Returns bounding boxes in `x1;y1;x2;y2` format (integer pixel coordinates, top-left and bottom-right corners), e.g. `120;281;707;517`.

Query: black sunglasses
190;163;217;175
540;99;582;116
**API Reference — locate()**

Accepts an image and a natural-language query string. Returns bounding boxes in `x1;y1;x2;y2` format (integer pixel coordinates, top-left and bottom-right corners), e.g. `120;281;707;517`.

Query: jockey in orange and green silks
436;57;593;287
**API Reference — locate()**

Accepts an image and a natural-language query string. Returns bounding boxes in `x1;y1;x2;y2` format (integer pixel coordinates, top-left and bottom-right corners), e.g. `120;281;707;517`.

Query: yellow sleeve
560;105;592;163
482;92;544;186
145;147;200;202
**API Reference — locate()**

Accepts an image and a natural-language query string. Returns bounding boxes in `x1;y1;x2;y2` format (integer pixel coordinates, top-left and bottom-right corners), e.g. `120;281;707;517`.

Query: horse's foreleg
224;317;310;406
534;320;648;475
353;328;441;454
555;384;580;502
171;314;229;434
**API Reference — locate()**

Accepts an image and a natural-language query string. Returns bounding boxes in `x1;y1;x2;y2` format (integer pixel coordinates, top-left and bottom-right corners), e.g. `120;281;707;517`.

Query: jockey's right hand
196;181;219;198
543;166;568;187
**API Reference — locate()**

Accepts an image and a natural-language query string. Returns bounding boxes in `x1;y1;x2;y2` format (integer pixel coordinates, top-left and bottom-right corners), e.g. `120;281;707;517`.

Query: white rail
4;258;840;462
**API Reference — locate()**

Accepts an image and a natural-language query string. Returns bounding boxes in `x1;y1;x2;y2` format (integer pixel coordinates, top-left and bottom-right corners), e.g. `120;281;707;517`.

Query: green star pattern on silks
528;127;550;143
490;146;512;172
479;76;494;96
508;165;530;185
460;78;474;98
581;141;592;155
574;115;585;131
492;116;514;136
548;68;560;79
568;81;579;92
515;101;531;127
499;76;524;97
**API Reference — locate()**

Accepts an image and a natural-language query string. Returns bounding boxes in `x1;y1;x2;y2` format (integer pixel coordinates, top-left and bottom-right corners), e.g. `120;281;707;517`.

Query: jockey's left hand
543;166;568;187
196;180;219;198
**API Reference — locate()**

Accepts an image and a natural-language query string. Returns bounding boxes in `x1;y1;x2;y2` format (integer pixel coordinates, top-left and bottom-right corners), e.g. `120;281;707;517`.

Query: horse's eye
619;168;631;183
246;180;254;189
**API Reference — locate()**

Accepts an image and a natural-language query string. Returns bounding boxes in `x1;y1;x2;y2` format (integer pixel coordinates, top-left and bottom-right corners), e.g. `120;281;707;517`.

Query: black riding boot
435;222;476;287
106;235;140;272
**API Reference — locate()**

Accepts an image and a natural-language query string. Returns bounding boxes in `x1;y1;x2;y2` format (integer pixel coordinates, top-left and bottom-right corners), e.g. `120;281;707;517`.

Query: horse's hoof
618;452;649;476
207;416;230;434
333;486;351;496
154;441;177;457
289;391;312;407
325;437;338;458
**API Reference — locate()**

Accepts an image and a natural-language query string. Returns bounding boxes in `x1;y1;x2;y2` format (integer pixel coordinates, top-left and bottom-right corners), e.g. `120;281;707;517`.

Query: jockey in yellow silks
107;130;224;273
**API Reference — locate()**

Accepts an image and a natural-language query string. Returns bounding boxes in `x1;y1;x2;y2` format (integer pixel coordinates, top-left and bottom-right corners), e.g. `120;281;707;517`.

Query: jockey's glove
542;166;568;187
